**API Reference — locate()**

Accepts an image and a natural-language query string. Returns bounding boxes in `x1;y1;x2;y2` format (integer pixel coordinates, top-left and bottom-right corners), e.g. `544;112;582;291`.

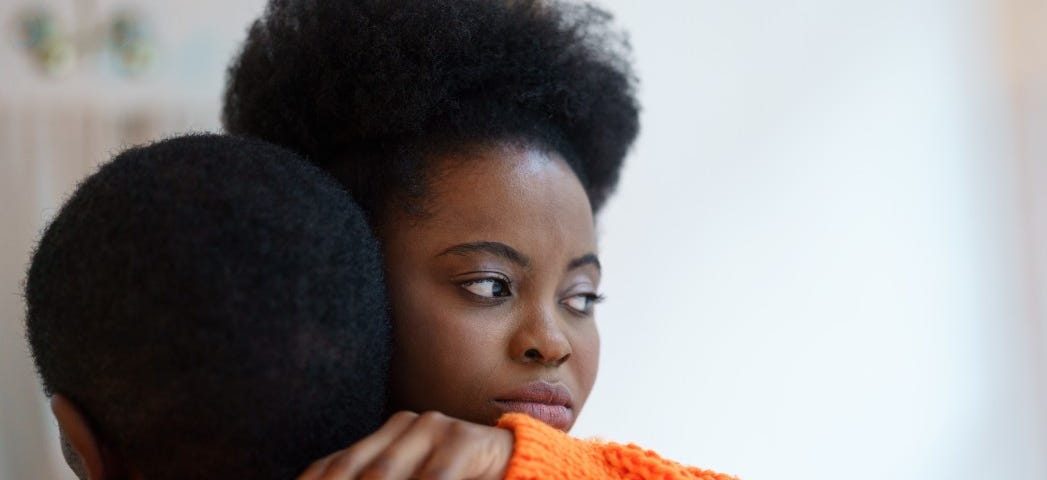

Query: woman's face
380;143;600;431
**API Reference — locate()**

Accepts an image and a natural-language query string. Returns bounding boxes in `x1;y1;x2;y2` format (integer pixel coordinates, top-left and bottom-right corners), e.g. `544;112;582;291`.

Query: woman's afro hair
223;0;639;217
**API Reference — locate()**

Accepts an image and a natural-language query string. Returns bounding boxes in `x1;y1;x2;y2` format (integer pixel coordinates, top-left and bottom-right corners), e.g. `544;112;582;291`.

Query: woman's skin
382;143;602;432
299;142;604;479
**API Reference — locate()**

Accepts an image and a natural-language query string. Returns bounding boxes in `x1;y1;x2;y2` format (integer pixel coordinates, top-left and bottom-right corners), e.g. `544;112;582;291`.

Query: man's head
24;134;390;479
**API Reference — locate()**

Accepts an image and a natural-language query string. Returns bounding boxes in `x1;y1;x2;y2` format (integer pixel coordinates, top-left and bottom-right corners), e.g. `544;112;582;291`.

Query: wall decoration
16;5;153;78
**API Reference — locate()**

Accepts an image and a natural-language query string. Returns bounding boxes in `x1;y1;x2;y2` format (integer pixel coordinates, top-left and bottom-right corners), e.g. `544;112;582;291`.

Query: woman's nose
511;307;572;367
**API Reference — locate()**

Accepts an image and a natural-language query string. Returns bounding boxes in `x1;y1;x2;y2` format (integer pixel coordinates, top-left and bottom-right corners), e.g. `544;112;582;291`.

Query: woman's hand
298;411;514;480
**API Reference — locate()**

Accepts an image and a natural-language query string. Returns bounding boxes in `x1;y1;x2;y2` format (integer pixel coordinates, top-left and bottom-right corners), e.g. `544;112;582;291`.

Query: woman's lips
493;382;575;430
492;400;574;430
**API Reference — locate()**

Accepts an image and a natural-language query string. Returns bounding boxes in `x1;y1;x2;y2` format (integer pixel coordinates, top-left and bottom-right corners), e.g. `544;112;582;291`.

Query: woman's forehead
392;145;597;259
440;147;589;214
429;145;589;210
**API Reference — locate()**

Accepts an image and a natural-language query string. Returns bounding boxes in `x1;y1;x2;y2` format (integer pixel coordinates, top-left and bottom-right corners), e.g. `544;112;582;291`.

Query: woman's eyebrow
438;241;531;268
567;253;601;272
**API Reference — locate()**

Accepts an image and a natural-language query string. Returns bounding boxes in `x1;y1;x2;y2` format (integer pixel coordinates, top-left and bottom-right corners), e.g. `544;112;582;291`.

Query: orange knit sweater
497;413;738;480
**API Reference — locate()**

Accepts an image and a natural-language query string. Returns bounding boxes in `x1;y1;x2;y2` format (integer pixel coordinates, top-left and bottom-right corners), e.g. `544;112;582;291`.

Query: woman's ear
50;394;118;480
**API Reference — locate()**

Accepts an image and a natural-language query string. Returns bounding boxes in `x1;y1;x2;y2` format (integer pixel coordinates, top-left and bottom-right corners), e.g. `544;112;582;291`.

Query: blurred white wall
573;1;1047;479
0;1;1043;479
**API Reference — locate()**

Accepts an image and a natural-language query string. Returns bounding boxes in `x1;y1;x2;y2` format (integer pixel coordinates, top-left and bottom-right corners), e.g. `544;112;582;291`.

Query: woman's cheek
571;323;601;403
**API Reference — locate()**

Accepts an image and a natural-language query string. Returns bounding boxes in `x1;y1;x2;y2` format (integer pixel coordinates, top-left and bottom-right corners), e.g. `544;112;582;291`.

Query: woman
224;1;733;478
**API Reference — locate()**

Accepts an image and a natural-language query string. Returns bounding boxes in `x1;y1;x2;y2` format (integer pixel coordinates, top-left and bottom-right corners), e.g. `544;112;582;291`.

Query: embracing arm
498;413;737;480
299;411;736;480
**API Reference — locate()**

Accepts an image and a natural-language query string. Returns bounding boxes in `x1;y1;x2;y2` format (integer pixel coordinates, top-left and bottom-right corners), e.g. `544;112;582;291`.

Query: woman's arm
498;413;737;480
299;411;737;480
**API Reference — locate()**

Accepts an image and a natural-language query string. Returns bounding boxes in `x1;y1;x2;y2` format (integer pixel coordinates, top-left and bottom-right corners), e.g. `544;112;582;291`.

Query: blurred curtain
1000;0;1047;448
0;98;218;479
0;0;260;476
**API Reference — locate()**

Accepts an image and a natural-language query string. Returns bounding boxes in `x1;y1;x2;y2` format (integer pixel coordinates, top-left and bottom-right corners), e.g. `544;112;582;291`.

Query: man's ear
51;394;119;480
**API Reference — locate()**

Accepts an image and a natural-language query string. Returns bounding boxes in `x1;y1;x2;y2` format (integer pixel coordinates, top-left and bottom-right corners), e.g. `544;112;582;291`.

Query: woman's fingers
297;411;419;480
297;411;514;480
415;423;514;480
355;411;449;479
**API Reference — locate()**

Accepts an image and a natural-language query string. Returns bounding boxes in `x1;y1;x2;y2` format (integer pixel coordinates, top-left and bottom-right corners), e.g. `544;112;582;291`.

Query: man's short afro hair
25;134;390;480
223;0;639;217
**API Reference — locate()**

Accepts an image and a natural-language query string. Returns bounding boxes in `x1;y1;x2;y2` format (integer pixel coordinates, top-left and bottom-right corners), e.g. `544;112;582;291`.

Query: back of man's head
25;133;390;479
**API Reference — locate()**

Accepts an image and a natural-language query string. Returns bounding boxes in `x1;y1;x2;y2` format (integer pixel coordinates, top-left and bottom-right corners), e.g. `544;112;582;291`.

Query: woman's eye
461;278;511;299
562;293;603;314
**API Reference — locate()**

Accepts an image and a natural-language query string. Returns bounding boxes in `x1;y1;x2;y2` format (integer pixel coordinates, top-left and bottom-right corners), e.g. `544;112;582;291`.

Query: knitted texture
497;414;738;480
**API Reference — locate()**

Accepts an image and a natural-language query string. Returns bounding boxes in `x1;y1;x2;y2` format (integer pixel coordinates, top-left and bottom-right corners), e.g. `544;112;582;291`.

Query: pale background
1;1;1044;479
